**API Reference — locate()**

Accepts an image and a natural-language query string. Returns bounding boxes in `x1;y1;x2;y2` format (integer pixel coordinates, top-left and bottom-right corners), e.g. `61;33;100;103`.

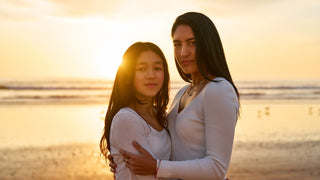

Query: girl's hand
120;141;157;175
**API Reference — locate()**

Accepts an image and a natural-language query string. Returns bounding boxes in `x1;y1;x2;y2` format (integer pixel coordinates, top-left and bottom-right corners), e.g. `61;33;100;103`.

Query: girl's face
134;50;165;99
173;25;199;75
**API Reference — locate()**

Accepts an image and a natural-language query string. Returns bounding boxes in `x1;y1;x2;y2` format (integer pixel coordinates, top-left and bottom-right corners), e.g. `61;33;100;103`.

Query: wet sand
1;102;320;179
0;140;319;180
0;143;112;180
228;140;320;180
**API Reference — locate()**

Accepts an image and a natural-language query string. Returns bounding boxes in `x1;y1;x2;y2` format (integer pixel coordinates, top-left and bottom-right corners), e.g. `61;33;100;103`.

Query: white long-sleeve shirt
110;107;171;180
157;77;239;180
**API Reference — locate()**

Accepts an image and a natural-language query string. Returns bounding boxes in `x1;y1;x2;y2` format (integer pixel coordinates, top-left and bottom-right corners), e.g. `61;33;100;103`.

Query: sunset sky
0;0;319;81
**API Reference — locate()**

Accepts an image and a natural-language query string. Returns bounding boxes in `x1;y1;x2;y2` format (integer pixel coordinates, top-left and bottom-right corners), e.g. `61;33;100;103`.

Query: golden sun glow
93;40;124;79
0;1;319;80
89;20;141;79
88;19;171;80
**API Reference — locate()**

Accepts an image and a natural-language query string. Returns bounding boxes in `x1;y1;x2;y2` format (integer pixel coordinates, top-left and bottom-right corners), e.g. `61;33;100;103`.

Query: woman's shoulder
177;84;189;94
206;77;235;93
203;77;238;103
170;84;189;107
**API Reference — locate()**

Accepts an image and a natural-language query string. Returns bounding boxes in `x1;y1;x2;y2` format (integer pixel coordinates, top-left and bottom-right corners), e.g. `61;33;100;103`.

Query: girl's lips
145;83;158;88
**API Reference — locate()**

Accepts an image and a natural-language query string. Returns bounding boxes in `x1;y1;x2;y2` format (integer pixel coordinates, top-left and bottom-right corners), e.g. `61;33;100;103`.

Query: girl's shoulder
113;107;142;124
111;107;152;134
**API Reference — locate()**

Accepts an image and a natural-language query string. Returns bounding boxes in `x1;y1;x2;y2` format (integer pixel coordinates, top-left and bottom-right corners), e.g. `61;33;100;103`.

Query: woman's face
173;25;199;75
134;50;165;99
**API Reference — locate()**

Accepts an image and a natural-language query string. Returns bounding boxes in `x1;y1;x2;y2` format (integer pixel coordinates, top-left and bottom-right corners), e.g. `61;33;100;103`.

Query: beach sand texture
1;102;320;179
1;140;319;180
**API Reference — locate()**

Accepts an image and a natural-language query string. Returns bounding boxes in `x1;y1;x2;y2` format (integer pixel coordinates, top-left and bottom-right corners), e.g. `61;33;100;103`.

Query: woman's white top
110;107;171;180
157;77;239;180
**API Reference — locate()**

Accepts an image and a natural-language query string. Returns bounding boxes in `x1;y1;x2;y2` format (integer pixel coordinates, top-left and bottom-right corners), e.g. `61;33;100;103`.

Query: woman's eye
174;43;181;47
189;41;196;45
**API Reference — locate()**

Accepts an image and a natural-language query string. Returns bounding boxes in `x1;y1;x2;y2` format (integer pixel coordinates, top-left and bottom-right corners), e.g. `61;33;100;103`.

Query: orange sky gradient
0;0;319;81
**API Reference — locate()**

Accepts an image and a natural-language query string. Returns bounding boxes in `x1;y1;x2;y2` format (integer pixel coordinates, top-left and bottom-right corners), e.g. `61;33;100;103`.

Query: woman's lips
181;60;193;66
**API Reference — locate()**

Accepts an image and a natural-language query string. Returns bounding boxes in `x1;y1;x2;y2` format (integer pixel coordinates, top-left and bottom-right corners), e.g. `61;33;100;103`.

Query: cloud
48;0;196;21
193;0;283;17
0;0;122;21
0;0;199;22
0;0;40;21
46;0;120;18
6;0;34;7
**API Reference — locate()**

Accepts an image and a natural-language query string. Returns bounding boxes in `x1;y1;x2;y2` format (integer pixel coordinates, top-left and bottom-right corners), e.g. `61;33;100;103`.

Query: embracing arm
157;82;239;180
111;112;155;180
120;141;157;175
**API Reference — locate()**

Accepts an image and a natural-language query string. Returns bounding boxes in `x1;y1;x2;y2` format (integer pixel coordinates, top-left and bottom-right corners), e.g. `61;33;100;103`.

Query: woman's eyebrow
186;37;195;42
173;37;195;43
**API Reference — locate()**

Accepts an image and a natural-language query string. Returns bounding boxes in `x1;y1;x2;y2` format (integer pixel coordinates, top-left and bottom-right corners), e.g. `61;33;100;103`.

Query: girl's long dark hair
100;42;170;157
171;12;239;99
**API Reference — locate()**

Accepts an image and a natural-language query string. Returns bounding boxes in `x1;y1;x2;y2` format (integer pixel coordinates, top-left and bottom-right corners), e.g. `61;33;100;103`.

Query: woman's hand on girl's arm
119;141;157;175
107;154;117;173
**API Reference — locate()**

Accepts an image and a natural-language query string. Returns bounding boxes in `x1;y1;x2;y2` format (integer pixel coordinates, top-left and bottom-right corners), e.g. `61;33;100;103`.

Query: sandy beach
228;140;320;180
1;101;320;179
1;140;319;180
0;143;112;180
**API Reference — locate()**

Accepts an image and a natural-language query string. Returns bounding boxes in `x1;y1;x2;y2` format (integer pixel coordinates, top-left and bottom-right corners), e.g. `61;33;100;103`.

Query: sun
88;19;142;80
93;41;124;79
90;24;134;80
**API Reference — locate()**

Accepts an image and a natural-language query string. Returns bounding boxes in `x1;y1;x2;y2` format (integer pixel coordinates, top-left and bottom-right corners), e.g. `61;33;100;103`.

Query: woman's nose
180;45;189;57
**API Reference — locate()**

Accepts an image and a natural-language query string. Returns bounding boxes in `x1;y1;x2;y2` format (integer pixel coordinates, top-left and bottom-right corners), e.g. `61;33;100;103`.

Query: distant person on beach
99;42;171;179
108;12;240;180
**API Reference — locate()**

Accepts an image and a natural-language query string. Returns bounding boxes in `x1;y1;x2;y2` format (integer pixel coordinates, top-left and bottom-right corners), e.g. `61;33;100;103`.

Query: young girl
100;42;171;179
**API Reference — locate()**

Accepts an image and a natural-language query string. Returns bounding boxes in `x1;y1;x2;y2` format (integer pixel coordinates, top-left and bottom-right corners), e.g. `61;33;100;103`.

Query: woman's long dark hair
100;42;170;157
171;12;239;99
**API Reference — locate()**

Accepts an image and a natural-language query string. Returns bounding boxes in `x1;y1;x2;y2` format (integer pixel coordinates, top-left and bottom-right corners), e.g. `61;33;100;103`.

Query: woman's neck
190;72;216;86
190;72;207;86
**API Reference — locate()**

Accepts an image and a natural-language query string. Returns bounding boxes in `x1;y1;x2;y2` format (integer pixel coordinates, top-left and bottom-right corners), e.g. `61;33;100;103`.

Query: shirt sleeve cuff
156;160;172;178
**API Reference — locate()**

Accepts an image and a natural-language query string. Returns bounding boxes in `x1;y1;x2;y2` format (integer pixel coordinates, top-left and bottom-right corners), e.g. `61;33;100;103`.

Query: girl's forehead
136;51;163;65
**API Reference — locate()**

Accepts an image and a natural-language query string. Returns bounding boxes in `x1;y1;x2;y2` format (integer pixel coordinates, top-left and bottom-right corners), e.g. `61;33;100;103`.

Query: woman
100;42;171;180
114;12;240;180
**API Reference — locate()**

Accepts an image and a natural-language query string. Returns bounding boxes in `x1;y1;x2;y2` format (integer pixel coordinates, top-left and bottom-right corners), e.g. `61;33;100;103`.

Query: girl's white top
110;107;171;180
157;77;239;180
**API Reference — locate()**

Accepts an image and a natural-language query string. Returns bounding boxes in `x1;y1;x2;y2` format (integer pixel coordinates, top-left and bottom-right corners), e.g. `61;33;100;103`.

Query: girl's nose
146;69;155;78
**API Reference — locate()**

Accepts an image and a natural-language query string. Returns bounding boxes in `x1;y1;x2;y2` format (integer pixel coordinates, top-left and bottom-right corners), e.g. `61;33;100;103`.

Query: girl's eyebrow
137;61;163;65
154;61;163;65
137;62;147;65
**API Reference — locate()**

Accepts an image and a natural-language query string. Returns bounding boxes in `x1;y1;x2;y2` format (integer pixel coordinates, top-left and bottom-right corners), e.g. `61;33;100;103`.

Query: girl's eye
189;41;196;45
174;43;181;47
137;67;145;71
154;67;163;71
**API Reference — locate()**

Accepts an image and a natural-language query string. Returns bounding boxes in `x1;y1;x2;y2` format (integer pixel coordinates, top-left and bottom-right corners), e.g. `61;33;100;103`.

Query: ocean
1;79;320;104
1;78;320;148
